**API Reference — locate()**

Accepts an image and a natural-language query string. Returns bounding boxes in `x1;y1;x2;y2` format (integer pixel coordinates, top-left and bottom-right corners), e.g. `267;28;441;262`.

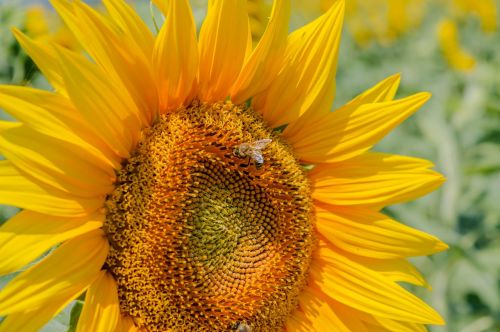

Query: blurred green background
0;0;499;331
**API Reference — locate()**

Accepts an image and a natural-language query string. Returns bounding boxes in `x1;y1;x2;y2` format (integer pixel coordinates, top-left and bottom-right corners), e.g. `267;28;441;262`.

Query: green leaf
67;300;84;332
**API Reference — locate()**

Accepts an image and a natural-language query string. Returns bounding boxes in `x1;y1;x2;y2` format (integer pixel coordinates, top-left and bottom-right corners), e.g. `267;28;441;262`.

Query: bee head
233;147;243;158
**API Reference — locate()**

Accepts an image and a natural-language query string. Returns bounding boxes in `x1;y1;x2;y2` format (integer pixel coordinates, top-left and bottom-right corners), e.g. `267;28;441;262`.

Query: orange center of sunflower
103;101;314;331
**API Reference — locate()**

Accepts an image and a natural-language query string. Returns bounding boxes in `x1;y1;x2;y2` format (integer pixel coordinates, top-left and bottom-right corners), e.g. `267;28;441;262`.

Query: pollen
103;101;315;331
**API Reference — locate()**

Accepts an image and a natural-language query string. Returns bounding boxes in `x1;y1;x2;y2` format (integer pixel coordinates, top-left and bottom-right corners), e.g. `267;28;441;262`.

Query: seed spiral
103;101;315;331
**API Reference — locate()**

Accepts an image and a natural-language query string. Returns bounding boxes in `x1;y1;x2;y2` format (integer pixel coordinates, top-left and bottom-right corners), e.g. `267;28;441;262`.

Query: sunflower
247;0;272;43
446;0;497;33
0;0;447;331
321;0;427;47
24;5;79;50
437;0;497;71
437;19;476;71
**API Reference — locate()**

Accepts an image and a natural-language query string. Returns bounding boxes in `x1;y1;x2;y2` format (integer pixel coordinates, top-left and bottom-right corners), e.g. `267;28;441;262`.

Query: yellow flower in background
24;5;79;50
438;19;476;71
437;0;496;71
322;0;427;47
0;0;447;331
447;0;497;32
316;0;496;71
247;0;272;43
24;7;50;39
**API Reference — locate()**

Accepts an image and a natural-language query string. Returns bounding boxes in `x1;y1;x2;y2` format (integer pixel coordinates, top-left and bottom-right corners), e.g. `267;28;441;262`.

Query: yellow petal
0;292;79;332
77;271;120;332
0;229;108;315
334;73;400;115
0;121;20;131
0;125;114;197
12;28;78;95
0;210;103;275
285;310;310;332
352;256;429;289
152;0;198;111
151;0;168;16
315;205;448;259
57;0;156;123
0;160;103;217
103;0;155;57
49;0;152;122
326;243;431;288
292;73;400;129
55;45;141;158
363;318;427;332
198;0;249;102
284;92;431;163
253;0;344;127
296;285;428;332
330;299;428;332
0;85;121;171
289;285;356;332
311;242;444;325
315;151;435;170
116;315;140;332
230;0;290;103
310;152;445;207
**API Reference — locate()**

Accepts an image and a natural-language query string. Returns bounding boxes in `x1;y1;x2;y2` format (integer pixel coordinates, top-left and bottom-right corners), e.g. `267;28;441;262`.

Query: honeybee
233;139;272;168
232;321;252;332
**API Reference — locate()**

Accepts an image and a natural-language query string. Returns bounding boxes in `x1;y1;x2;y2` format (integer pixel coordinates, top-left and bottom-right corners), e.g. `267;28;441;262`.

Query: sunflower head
0;0;447;331
104;101;315;331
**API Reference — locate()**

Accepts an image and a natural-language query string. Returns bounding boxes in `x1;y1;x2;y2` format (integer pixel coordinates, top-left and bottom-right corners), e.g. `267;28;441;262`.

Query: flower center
103;101;315;331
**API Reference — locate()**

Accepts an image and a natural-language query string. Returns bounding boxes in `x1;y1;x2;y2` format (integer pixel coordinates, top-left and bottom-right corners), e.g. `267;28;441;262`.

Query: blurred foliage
0;2;79;88
0;3;31;85
0;1;499;331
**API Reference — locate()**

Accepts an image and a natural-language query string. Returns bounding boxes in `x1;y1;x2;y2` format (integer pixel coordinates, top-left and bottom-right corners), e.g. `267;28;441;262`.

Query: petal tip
434;240;449;253
419;91;432;103
390;72;402;82
11;27;29;44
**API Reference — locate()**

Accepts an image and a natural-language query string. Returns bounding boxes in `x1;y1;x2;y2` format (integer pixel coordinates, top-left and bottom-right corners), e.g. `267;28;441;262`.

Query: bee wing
249;150;264;164
251;138;272;150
